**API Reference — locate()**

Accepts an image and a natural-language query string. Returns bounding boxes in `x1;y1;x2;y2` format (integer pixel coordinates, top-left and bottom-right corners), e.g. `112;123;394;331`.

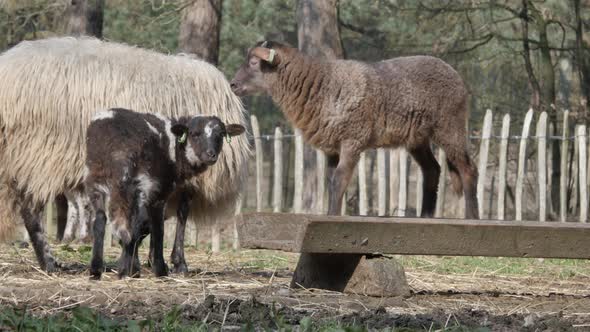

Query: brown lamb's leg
408;144;441;218
327;143;362;216
294;143;363;291
436;138;479;219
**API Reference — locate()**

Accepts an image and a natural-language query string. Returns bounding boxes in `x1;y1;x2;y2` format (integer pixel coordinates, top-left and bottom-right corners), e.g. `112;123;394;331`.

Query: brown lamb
231;41;479;219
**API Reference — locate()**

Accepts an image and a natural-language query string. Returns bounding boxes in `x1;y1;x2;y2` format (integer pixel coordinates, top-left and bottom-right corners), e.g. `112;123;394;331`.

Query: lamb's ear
251;47;280;66
226;124;246;137
171;124;188;144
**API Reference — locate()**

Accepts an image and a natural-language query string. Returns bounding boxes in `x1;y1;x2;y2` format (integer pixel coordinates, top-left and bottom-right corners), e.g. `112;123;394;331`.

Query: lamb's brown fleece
232;41;478;219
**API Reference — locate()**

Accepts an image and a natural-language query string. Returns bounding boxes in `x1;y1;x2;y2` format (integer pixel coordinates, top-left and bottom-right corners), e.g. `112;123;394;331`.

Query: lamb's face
231;41;282;96
230;56;270;96
171;117;245;167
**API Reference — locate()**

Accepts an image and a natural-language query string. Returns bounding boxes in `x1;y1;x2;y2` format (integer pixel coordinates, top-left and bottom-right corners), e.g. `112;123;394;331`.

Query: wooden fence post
377;148;387;216
389;149;399;215
251;115;263;212
560;111;570;222
233;196;242;250
536;112;548;221
415;163;423;217
272;127;283;213
497;114;510;220
398;149;408;216
477;109;493;218
211;218;220;253
293;129;304;213
316;150;326;214
435;149;447;218
358;152;368;215
578;125;588;222
572;133;580;215
516;109;534;221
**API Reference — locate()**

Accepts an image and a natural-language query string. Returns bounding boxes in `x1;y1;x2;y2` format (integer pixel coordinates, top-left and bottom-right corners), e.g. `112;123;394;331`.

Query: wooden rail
237;212;590;259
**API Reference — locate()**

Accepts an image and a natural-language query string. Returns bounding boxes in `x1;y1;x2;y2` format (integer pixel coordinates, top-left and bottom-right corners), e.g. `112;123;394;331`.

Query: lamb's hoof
153;263;169;277
117;267;141;279
11;240;29;249
172;263;188;274
43;259;61;273
89;272;102;280
89;265;102;280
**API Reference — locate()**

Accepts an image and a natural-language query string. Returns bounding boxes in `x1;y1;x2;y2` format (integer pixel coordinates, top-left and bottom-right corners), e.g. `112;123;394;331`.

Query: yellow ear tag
226;134;232;143
178;132;187;144
267;49;276;63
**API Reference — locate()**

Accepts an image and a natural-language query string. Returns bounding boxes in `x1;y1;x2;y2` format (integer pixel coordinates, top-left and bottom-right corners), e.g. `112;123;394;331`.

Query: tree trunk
64;0;104;37
296;0;344;212
178;0;222;65
297;0;344;58
522;0;560;216
574;0;590;121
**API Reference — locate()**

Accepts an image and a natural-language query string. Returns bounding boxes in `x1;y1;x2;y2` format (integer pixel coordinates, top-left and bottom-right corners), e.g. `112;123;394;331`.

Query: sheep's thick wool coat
0;37;250;240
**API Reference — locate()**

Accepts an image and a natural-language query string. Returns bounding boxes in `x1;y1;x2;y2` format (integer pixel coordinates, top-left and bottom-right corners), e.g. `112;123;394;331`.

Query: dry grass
2;242;590;322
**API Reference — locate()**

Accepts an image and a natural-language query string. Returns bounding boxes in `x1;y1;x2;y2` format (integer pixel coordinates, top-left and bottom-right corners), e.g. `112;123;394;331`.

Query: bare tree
64;0;104;37
178;0;222;64
296;0;344;212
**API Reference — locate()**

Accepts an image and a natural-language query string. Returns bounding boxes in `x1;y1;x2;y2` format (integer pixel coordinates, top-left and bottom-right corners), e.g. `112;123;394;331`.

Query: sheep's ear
226;124;246;137
251;47;280;66
171;124;188;144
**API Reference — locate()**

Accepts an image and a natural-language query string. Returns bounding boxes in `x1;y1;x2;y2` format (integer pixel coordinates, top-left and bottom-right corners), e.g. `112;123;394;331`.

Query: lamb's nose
207;149;217;159
230;82;238;90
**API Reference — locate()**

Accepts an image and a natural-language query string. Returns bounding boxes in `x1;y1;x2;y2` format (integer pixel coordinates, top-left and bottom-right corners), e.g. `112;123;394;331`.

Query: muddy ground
1;244;590;331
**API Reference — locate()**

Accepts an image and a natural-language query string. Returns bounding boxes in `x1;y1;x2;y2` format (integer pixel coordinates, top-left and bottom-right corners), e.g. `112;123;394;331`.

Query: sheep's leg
149;204;169;277
55;194;68;242
408;145;440;218
118;191;149;278
89;190;107;279
443;149;479;219
77;193;92;241
171;191;191;273
20;203;60;272
294;150;365;290
328;144;361;216
62;192;78;242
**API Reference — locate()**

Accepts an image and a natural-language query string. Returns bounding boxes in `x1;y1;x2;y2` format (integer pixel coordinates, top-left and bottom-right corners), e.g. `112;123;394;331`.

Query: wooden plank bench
235;212;590;295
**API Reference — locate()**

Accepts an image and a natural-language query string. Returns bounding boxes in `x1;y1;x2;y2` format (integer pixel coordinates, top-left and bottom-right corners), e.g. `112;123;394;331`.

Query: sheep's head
230;40;285;96
171;116;245;167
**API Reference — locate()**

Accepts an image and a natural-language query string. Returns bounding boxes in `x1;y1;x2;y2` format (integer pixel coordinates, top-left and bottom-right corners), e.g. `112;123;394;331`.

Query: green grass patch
398;255;590;279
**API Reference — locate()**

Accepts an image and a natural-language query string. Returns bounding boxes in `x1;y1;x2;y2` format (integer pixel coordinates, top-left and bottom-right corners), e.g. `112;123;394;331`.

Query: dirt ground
2;243;590;331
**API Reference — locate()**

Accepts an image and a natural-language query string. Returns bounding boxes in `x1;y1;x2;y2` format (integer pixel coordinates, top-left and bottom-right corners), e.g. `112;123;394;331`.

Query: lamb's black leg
20;203;59;272
171;191;191;273
89;209;107;279
118;193;149;278
149;203;168;277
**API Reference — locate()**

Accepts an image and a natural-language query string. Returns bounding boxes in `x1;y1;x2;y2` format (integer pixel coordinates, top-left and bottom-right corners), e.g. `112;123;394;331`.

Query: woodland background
2;0;590;217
